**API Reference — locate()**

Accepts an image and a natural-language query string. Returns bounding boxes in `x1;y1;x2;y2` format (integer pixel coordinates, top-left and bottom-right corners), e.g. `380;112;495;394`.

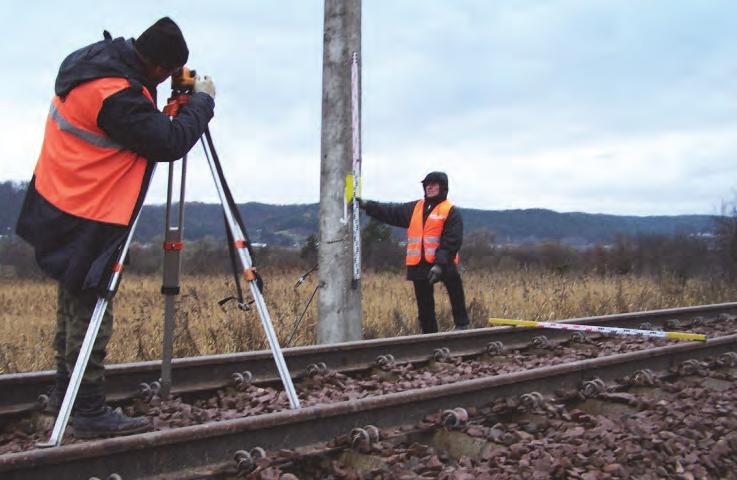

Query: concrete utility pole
317;0;362;344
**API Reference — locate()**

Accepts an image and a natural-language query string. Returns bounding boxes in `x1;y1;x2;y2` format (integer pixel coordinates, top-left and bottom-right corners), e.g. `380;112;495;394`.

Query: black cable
294;263;319;289
286;283;320;347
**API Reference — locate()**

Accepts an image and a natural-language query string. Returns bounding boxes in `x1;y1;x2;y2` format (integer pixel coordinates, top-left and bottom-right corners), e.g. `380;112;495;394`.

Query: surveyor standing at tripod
358;172;471;334
15;17;216;438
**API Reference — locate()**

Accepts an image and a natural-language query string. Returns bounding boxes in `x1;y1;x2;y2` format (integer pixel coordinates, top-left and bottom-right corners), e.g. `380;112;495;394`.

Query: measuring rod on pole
38;178;155;447
350;51;362;288
200;130;300;409
489;318;707;342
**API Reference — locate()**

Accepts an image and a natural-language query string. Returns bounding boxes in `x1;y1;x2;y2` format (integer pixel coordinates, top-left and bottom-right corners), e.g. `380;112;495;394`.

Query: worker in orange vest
359;172;470;333
15;17;215;438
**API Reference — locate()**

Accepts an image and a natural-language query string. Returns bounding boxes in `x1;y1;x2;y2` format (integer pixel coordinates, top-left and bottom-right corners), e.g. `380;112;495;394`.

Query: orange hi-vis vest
34;78;154;226
406;199;460;266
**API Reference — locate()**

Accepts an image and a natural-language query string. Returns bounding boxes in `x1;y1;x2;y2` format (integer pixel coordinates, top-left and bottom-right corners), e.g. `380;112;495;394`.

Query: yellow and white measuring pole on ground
489;318;706;342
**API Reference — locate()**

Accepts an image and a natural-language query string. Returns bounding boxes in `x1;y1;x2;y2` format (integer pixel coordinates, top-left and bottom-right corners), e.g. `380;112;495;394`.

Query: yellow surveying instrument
39;67;300;448
163;67;197;117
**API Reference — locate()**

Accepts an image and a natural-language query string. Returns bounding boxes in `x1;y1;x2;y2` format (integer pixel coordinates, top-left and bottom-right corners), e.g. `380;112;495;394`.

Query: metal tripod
39;126;300;448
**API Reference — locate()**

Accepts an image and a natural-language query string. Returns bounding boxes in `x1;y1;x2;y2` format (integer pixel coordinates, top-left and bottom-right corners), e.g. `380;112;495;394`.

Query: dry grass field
0;269;733;374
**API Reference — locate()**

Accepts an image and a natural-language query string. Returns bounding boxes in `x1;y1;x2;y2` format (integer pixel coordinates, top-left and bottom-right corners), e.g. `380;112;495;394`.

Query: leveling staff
359;172;471;334
16;17;216;438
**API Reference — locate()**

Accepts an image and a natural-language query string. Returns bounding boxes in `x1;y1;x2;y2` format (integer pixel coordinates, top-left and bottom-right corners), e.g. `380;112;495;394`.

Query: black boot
73;406;150;439
72;384;149;439
454;324;470;331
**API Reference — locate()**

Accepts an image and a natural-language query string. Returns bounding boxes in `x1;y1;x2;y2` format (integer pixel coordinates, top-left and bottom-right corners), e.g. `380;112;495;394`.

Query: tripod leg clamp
243;268;258;281
163;241;184;251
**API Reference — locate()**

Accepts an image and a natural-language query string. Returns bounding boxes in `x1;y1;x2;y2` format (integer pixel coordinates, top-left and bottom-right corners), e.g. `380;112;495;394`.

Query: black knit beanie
135;17;189;69
421;171;449;192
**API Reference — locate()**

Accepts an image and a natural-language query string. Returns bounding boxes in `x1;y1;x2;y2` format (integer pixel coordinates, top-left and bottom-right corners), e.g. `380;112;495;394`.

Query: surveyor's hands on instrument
194;75;216;99
428;264;443;284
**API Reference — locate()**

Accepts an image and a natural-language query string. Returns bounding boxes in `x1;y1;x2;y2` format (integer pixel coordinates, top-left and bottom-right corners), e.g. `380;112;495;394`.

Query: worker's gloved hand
427;264;443;284
355;197;366;210
194;75;216;99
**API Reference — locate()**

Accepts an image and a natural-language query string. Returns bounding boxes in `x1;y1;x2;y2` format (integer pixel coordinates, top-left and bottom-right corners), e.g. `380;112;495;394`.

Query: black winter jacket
364;196;463;281
16;34;214;293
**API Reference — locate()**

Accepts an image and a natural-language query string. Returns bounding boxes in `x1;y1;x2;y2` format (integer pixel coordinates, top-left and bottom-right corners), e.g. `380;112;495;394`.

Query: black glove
355;197;366;210
427;264;443;284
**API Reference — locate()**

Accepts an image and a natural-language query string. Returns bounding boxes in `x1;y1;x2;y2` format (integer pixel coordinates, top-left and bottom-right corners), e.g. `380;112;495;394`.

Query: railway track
0;303;735;479
3;302;735;419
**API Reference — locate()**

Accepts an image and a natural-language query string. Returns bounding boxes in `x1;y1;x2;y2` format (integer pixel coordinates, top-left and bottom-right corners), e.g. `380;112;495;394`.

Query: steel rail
1;302;735;418
2;331;735;478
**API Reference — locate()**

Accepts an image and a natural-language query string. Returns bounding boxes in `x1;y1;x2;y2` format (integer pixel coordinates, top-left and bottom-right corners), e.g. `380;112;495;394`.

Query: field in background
1;269;733;373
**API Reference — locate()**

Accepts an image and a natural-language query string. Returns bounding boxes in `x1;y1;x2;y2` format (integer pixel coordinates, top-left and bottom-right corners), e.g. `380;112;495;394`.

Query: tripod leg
160;156;187;400
160;295;176;399
38;167;156;448
37;298;108;447
200;133;301;409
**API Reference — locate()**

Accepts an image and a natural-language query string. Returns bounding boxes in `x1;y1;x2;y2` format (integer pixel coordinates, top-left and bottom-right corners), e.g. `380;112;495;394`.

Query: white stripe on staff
489;318;706;342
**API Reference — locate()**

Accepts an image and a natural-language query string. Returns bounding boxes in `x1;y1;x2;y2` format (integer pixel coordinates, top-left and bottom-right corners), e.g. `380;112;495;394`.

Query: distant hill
462;208;716;246
0;181;718;247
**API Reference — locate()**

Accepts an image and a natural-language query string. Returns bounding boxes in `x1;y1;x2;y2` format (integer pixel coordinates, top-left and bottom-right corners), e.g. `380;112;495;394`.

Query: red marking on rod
163;241;184;251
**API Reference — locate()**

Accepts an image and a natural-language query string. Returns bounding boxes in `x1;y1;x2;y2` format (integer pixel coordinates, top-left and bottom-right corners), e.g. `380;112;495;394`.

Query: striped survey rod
489;318;706;342
349;51;362;289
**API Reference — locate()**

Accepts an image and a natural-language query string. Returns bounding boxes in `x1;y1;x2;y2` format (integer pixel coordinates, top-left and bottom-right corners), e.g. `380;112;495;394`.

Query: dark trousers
412;273;469;334
53;284;113;409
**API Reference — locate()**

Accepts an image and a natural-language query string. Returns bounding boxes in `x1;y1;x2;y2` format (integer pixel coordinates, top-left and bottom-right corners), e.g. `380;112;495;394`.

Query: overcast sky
2;1;736;216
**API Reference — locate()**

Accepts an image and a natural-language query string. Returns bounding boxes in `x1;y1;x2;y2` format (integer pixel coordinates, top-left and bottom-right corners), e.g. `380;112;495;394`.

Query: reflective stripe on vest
34;77;153;226
48;103;123;150
405;199;460;266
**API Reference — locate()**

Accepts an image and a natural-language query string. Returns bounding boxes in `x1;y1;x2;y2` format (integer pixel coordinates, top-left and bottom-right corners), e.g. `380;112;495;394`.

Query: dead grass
0;269;733;373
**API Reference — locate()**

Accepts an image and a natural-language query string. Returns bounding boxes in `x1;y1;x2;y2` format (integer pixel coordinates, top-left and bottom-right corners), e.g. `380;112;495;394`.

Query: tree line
0;181;719;247
3;214;737;281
